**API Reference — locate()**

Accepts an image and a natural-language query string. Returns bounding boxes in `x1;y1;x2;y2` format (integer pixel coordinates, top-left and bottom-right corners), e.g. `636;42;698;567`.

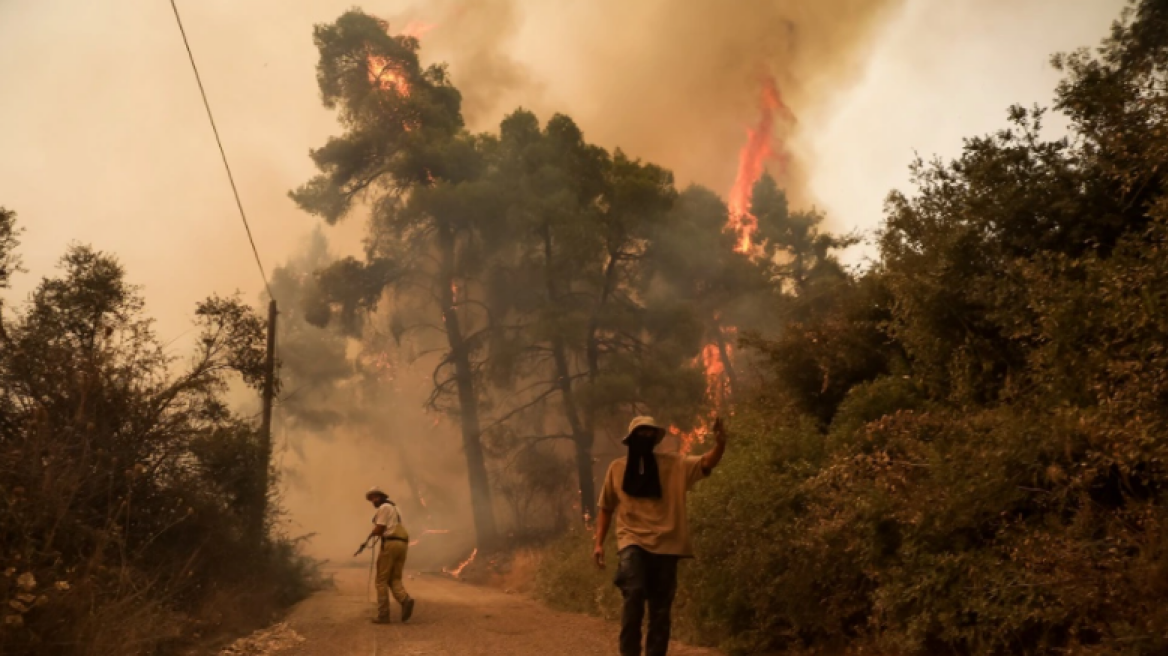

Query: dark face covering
622;432;662;499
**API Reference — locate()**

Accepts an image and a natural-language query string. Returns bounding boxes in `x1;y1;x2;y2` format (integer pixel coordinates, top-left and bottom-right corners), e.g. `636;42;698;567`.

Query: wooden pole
256;298;278;542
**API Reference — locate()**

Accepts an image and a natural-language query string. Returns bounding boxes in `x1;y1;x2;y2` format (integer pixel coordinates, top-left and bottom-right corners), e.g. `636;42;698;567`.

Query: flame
669;425;699;456
367;53;411;96
445;548;478;578
702;342;732;407
409;528;449;547
365;18;435;95
727;76;793;256
674;326;736;455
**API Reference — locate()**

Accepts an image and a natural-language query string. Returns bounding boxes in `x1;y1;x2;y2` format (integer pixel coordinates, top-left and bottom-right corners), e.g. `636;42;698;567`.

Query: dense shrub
0;238;321;655
533;527;622;620
534;3;1168;653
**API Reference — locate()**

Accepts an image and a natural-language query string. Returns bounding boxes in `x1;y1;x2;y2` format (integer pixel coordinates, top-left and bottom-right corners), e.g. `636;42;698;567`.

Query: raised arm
701;417;728;474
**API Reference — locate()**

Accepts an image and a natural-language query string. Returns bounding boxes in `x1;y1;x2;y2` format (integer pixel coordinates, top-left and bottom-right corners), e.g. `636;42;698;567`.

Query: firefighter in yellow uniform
364;486;416;624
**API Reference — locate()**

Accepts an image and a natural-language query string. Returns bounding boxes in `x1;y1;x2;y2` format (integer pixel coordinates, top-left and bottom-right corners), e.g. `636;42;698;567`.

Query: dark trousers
614;546;680;656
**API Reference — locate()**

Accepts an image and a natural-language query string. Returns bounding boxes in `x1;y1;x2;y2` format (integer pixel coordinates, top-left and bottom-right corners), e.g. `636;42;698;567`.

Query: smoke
268;229;477;566
409;0;544;129
0;0;906;564
408;0;905;207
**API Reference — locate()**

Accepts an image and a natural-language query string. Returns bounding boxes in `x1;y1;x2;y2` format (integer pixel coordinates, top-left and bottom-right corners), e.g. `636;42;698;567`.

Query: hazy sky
0;0;1125;346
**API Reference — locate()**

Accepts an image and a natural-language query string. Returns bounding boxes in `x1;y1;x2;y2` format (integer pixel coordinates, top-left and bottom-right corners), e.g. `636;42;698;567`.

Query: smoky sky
413;0;905;206
0;0;1125;555
0;0;1121;343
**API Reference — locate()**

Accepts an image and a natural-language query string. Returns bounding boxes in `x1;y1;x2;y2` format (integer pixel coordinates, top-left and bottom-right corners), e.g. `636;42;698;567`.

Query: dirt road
258;567;719;656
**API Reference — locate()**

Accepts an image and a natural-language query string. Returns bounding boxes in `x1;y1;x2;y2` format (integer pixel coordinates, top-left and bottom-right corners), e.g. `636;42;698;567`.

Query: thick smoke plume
412;0;904;206
270;231;475;566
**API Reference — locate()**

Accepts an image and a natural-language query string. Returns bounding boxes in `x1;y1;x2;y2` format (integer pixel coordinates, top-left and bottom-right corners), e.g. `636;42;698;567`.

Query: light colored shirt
598;452;707;557
373;503;408;540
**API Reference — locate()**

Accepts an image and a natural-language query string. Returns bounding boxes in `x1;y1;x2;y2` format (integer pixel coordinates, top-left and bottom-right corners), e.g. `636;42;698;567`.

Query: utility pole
254;299;278;543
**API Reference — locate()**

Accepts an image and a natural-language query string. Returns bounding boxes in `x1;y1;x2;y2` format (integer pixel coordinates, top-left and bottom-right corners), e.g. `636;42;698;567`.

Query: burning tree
290;10;501;547
480;110;717;521
288;10;839;537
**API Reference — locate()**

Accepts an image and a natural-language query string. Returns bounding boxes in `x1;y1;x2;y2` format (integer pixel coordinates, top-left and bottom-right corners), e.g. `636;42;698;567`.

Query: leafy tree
0;207;19;294
291;10;502;546
268;231;354;433
483;110;713;520
0;237;305;653
669;3;1168;654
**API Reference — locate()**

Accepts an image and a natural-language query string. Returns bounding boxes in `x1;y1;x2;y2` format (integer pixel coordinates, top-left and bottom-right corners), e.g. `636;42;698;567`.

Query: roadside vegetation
535;2;1168;653
5;0;1167;653
0;216;322;655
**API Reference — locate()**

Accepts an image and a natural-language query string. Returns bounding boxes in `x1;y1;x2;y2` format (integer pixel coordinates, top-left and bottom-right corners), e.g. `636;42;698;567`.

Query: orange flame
365;16;438;96
409;528;449;547
701;343;731;407
367;53;411;96
671;326;737;455
727;76;793;256
445;548;478;578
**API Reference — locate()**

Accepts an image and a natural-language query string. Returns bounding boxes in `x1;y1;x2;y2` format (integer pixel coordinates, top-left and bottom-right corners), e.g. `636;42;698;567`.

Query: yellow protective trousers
375;539;410;618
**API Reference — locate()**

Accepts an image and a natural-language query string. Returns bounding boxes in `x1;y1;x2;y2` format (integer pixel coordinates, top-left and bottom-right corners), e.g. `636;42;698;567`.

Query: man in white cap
362;487;415;624
593;416;727;656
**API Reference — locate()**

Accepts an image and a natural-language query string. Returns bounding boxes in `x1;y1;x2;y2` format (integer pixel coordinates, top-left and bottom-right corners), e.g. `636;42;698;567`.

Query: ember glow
673;326;736;455
367;54;410;95
701;342;731;409
727;76;793;256
365;18;434;96
669;425;702;456
444;548;478;578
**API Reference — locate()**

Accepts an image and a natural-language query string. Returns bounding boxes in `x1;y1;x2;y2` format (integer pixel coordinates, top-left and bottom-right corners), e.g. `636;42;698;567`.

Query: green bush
533;527;622;621
682;410;856;653
0;242;322;655
529;2;1168;653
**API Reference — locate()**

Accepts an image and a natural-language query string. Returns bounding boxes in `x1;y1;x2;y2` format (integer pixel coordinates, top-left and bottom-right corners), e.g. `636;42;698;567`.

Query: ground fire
444;548;478;579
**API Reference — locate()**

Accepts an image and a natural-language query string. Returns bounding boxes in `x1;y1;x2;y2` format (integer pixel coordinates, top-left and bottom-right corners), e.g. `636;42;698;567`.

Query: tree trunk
579;248;624;507
543;228;596;521
438;227;498;549
584;248;623;437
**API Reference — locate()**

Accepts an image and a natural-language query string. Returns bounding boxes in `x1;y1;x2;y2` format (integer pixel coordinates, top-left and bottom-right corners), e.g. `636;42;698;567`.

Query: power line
166;0;274;301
